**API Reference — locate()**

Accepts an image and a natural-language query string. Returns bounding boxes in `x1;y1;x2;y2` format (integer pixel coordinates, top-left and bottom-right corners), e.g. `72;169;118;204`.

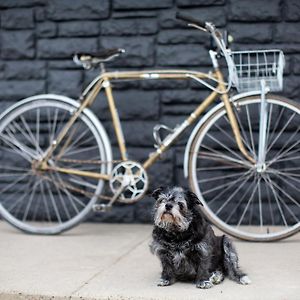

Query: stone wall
0;0;300;223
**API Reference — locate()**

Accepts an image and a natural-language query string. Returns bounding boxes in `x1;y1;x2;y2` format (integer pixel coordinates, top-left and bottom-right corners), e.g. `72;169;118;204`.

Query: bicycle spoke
20;115;43;155
215;171;254;215
199;145;252;167
237;175;260;227
266;175;299;227
245;104;257;157
198;170;248;184
229;107;256;157
266;111;295;153
266;107;285;150
264;177;299;223
206;132;247;162
201;170;252;196
224;177;256;223
39;180;52;223
22;178;42;222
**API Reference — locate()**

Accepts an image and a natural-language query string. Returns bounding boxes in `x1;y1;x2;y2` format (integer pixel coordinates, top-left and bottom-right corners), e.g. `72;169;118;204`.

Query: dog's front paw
157;278;172;287
210;271;224;285
196;280;213;289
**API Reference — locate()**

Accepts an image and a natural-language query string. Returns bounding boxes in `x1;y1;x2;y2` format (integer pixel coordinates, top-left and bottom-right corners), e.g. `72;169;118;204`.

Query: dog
149;186;251;288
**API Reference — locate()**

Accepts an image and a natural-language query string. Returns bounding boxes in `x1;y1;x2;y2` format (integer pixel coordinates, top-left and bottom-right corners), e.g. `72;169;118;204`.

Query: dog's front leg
158;253;176;287
195;260;213;289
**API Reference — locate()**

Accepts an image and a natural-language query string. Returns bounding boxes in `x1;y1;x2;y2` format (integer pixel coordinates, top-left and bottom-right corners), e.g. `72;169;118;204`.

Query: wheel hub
256;162;267;173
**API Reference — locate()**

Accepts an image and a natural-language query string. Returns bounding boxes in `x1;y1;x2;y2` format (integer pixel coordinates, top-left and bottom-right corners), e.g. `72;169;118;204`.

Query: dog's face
152;187;202;232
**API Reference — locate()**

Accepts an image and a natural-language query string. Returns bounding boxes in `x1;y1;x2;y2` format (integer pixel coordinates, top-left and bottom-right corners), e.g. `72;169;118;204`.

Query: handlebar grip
176;12;206;29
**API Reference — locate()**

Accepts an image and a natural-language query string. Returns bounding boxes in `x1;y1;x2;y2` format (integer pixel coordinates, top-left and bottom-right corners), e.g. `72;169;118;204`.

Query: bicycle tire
188;95;300;241
0;94;112;235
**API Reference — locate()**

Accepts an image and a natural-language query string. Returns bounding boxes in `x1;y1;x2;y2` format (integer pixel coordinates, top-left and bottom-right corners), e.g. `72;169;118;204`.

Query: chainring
109;161;148;204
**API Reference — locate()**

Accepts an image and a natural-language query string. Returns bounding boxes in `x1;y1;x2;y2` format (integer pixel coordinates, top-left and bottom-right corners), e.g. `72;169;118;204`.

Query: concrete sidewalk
0;222;299;300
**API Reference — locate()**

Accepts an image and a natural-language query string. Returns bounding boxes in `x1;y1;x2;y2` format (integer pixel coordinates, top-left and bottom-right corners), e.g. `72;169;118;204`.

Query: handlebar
176;12;206;30
176;11;235;93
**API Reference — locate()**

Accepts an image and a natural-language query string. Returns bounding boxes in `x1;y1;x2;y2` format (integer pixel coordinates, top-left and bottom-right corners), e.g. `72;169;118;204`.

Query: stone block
162;103;198;115
100;37;155;67
119;121;158;147
35;7;46;22
1;31;34;59
47;0;109;20
156;45;210;66
1;8;34;29
274;23;300;43
140;80;188;90
293;55;300;74
176;0;225;6
161;89;211;104
37;38;98;58
229;0;281;21
58;21;100;37
47;70;83;98
101;18;158;35
228;23;273;43
91;90;160;121
3;61;46;80
113;0;172;10
284;0;300;21
113;11;157;19
157;29;207;44
36;22;57;38
0;80;45;100
0;0;45;8
282;76;300;99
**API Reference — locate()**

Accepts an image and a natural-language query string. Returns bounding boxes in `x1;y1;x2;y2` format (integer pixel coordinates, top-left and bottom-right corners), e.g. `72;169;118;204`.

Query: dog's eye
157;197;164;204
178;202;184;209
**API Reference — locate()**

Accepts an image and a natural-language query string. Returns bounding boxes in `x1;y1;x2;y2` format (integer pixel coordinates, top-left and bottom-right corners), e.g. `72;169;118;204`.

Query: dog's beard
154;205;192;232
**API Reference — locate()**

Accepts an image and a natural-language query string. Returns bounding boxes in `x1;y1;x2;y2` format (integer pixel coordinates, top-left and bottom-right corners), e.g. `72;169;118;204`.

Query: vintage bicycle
0;13;299;241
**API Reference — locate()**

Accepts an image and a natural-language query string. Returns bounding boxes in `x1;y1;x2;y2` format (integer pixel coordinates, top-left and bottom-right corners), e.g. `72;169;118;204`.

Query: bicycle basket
230;49;285;93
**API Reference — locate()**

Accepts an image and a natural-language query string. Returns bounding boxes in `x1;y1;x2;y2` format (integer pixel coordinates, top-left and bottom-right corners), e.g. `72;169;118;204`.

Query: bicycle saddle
73;48;125;69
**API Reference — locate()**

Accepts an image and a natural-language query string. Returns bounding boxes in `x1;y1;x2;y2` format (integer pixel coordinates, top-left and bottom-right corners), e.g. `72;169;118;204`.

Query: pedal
92;204;112;212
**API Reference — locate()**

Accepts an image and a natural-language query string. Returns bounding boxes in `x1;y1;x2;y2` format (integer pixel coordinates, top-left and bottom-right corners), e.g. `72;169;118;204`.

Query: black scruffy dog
149;186;251;288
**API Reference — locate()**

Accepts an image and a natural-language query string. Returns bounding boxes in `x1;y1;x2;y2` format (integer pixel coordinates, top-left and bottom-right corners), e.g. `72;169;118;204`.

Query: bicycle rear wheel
188;95;300;241
0;95;112;234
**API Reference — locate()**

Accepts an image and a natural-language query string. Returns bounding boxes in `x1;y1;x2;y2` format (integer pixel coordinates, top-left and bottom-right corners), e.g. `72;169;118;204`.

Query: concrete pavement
0;221;299;300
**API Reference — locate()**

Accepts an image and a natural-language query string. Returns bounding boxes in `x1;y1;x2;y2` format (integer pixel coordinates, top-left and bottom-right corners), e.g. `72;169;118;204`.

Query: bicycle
0;13;299;241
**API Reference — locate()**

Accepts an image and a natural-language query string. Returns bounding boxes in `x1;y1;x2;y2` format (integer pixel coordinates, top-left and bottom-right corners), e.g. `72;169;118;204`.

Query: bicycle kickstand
92;178;130;213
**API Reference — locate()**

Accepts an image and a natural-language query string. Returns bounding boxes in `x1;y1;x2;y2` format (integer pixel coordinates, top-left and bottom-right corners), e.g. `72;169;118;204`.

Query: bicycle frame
40;66;255;181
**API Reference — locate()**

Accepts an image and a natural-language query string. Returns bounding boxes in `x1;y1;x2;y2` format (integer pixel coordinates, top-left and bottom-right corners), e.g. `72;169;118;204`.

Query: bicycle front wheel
188;95;300;241
0;95;112;234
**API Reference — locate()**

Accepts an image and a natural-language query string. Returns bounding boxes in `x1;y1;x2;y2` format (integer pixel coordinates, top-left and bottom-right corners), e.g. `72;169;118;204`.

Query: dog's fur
149;186;251;288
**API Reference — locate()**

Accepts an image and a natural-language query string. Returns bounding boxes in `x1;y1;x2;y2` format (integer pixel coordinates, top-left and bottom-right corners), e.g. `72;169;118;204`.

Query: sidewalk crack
70;233;151;297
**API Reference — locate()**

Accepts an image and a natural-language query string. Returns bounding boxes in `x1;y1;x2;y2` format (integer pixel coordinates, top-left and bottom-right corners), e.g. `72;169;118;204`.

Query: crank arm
93;179;130;212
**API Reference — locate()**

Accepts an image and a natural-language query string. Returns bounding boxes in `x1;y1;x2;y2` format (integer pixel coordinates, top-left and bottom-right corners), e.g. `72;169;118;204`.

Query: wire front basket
230;50;285;93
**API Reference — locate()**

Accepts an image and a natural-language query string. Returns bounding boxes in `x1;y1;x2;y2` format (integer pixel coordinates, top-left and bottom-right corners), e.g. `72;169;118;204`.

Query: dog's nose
165;203;173;211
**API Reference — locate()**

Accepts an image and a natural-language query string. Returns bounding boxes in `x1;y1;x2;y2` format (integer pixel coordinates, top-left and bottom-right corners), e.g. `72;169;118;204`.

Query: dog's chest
170;243;196;273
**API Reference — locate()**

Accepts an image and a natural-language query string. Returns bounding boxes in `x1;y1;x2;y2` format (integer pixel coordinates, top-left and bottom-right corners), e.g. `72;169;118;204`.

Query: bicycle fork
257;80;269;172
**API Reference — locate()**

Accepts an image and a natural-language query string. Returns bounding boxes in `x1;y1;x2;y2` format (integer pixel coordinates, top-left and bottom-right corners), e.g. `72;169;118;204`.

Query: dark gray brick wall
0;0;300;224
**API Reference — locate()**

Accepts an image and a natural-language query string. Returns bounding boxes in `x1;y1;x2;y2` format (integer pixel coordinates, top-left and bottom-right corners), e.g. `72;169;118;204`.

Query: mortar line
70;233;151;297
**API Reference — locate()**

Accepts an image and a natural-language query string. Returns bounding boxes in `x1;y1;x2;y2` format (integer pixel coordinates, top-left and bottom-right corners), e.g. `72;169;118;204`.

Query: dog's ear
151;187;164;200
185;190;203;207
